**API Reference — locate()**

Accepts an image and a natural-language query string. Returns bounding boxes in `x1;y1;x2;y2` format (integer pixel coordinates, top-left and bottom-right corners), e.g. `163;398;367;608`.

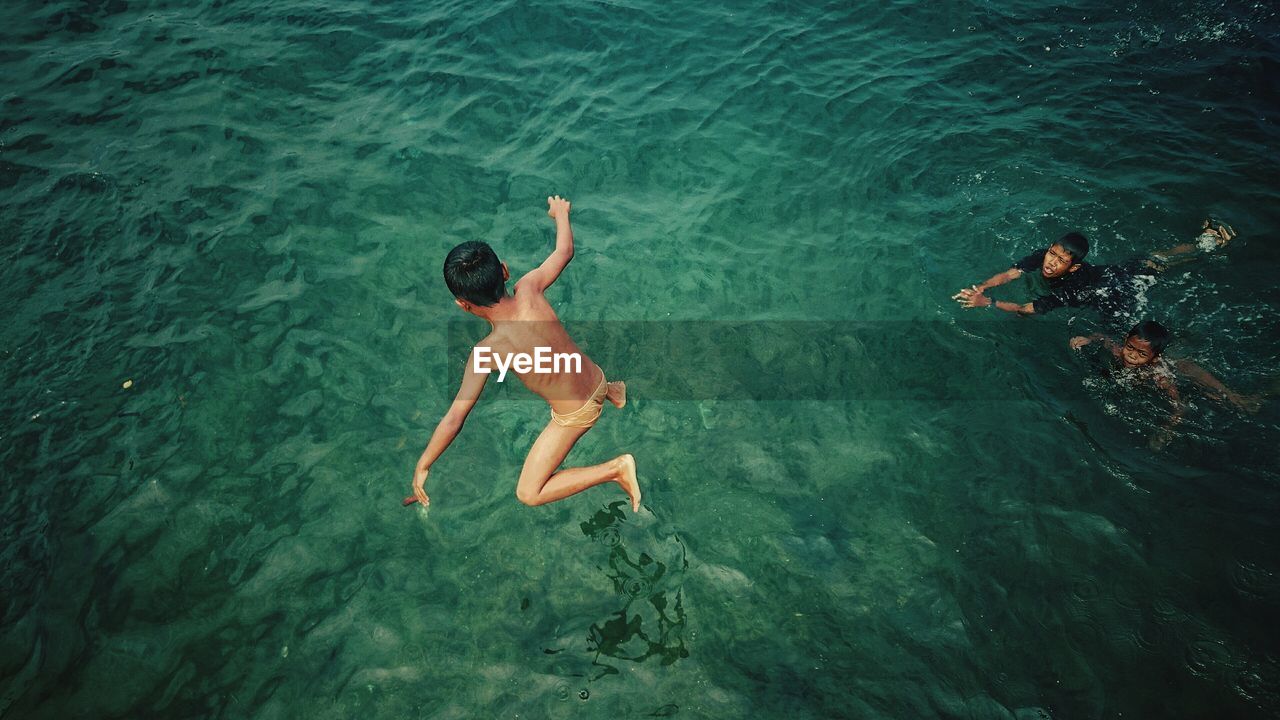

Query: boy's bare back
473;287;603;415
409;195;639;511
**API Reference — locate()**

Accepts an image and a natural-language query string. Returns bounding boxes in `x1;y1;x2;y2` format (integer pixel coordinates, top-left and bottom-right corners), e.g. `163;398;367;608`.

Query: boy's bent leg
516;420;640;511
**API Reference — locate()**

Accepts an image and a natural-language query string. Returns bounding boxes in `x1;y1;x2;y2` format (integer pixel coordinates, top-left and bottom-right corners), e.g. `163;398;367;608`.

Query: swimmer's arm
991;300;1035;314
1157;375;1183;427
1069;333;1112;350
410;354;490;505
1150;375;1183;449
957;292;1035;314
957;291;1035;313
1173;359;1227;393
952;268;1023;305
975;267;1024;293
516;195;574;294
1173;358;1253;409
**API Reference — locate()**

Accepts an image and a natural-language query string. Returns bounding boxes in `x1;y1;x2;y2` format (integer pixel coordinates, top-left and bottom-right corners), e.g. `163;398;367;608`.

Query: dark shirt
1012;250;1156;320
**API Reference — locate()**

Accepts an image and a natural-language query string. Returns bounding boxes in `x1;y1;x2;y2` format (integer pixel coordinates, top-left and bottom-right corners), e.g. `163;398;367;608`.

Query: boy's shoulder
513;285;561;318
469;332;499;354
1013;248;1047;271
514;272;549;296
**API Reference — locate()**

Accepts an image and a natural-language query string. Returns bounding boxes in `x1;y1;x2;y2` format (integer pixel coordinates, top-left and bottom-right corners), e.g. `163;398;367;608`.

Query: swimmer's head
1121;320;1170;367
1041;232;1089;279
444;241;509;311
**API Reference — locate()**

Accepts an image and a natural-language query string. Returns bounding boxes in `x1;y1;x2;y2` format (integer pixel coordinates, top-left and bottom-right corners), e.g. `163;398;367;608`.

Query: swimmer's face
1121;336;1157;367
1041;244;1078;279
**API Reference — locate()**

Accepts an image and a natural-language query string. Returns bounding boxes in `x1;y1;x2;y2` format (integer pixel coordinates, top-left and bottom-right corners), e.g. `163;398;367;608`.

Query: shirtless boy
1071;320;1261;413
406;196;641;511
1070;320;1262;448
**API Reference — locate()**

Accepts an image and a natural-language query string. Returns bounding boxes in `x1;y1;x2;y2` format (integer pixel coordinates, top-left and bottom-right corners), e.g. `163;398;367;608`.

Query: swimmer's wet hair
1057;232;1090;263
1128;320;1170;356
444;241;505;306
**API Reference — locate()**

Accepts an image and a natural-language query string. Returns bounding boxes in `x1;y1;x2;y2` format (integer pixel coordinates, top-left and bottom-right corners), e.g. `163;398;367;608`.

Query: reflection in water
575;502;689;681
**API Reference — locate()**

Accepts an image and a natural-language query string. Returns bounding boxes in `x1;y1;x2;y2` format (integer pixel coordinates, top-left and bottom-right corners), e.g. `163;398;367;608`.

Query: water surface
2;1;1280;717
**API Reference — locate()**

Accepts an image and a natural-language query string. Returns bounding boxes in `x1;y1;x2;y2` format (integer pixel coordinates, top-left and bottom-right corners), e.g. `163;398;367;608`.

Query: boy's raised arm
516;195;574;294
408;351;490;506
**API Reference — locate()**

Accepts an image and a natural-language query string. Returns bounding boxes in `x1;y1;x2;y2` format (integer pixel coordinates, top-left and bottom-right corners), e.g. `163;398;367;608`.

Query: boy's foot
615;454;641;512
1228;392;1264;414
606;380;626;409
1202;218;1236;247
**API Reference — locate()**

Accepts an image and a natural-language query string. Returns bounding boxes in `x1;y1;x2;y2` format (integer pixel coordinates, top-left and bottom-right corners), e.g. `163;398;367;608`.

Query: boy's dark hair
1128;320;1171;356
1057;232;1090;263
443;241;506;306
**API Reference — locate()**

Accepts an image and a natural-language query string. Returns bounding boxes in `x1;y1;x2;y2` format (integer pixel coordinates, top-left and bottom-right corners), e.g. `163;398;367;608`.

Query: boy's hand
1069;336;1091;350
1226;391;1263;414
547;195;571;221
410;467;430;506
1149;428;1174;451
952;286;990;308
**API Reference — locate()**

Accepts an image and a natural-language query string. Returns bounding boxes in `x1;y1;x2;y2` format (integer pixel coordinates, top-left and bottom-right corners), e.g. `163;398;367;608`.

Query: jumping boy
952;221;1236;322
406;196;641;511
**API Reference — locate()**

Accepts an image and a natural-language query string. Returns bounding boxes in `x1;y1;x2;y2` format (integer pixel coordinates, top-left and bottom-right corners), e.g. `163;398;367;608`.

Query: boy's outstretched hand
547;195;570;220
404;468;429;507
952;285;991;308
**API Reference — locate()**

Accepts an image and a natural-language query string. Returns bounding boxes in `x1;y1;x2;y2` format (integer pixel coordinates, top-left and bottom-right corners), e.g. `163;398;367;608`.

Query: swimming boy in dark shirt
953;222;1235;323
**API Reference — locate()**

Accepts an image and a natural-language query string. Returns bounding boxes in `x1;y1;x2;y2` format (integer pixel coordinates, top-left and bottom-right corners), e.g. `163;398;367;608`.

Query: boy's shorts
551;370;626;428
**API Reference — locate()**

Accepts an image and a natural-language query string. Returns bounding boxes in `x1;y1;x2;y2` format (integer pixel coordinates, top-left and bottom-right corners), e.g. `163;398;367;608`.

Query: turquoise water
3;0;1280;717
